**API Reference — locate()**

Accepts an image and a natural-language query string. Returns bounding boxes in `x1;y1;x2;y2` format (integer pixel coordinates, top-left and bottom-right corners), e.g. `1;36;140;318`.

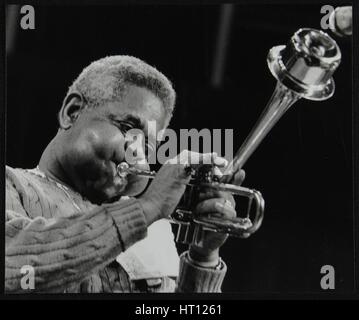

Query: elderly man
6;56;243;293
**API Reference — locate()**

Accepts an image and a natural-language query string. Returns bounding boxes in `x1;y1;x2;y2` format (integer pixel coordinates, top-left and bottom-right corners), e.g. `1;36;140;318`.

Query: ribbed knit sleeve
5;178;147;293
175;251;227;293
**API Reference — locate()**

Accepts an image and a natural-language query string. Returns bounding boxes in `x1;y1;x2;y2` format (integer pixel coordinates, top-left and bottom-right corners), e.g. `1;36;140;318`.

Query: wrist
137;197;158;226
189;246;220;267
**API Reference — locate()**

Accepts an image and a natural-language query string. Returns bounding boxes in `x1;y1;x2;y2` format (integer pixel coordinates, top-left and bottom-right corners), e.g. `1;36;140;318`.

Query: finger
177;151;213;166
177;151;228;167
198;189;235;208
213;166;223;179
196;198;236;218
198;188;219;200
193;152;227;167
232;169;246;185
213;156;228;168
221;168;245;184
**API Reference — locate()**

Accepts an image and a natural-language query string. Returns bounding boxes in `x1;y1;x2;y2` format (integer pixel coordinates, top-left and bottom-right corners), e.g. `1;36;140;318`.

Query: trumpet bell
268;28;341;101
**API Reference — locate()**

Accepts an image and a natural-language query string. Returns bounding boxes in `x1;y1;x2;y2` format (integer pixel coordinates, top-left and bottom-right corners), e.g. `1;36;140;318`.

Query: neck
38;133;74;190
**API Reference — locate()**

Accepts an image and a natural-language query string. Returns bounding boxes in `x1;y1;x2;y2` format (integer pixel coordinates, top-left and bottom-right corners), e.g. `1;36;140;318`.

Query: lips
89;160;149;199
103;161;129;193
87;161;127;194
112;173;128;193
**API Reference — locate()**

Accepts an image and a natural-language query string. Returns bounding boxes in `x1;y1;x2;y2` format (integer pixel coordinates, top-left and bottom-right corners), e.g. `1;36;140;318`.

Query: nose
124;130;147;166
111;133;127;166
122;131;151;196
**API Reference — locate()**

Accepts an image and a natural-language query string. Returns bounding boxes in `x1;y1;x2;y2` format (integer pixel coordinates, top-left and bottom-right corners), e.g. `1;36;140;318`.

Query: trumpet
118;28;341;244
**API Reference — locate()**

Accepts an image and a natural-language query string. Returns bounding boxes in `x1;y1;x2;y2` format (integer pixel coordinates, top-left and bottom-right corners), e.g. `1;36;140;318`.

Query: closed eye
110;115;156;158
113;120;136;134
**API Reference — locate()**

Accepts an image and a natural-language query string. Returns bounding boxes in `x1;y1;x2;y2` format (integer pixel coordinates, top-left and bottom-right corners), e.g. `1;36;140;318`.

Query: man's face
61;85;166;204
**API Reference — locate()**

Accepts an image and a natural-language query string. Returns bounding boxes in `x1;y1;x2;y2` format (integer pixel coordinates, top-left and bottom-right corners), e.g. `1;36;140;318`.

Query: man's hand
189;167;246;267
138;151;228;226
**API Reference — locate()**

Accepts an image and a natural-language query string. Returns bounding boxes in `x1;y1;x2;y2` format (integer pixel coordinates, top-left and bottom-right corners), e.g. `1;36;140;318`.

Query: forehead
101;85;166;130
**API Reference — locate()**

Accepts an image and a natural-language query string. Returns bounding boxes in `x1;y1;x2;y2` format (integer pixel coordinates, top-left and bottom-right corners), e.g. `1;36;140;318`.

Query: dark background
5;4;354;293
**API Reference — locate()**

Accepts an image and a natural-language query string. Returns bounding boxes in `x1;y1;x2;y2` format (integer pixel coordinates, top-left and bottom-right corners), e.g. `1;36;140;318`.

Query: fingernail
213;166;223;178
215;202;224;210
224;199;233;208
214;157;227;166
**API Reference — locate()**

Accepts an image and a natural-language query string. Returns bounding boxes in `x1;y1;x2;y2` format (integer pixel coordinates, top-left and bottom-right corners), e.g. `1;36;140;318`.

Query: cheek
71;124;125;161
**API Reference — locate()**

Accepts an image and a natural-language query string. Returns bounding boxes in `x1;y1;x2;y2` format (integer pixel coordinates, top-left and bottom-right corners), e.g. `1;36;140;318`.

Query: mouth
89;161;128;194
112;172;128;193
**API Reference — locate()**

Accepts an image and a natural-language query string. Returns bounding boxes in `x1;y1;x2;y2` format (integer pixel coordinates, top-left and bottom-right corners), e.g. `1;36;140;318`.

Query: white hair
64;55;176;127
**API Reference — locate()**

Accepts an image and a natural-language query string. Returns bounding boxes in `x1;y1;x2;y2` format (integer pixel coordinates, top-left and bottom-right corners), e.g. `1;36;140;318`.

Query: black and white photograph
3;1;357;302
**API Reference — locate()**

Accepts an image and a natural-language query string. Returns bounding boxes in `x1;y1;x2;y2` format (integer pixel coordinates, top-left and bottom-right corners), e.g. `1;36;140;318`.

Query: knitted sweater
5;166;227;293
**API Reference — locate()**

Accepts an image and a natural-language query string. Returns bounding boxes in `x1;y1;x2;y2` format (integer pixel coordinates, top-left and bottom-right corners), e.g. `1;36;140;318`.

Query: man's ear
58;92;86;129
